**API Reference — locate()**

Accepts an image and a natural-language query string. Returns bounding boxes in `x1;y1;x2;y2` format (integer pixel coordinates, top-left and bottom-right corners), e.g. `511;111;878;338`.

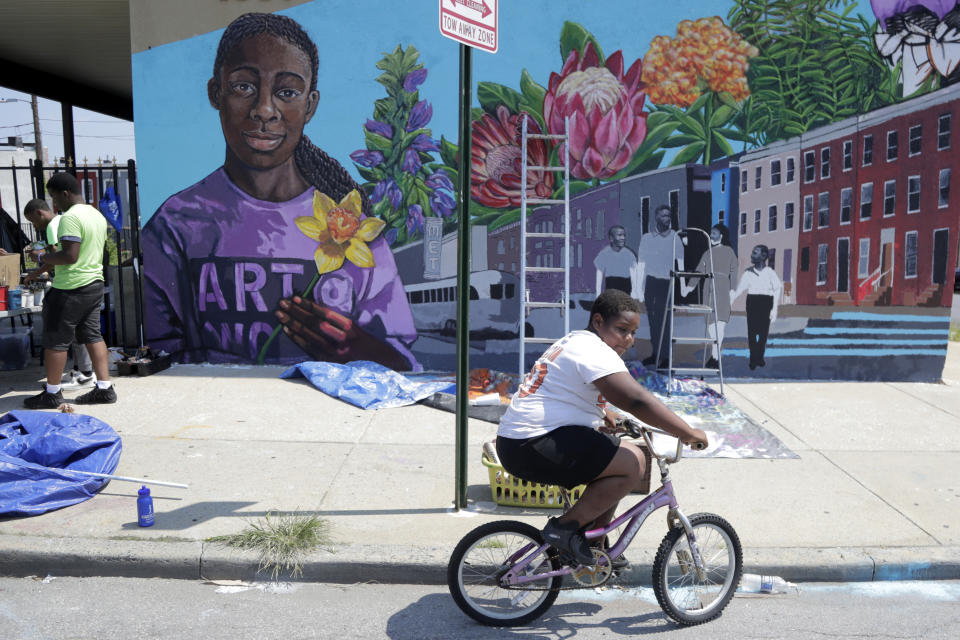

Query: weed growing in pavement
207;511;332;580
950;325;959;342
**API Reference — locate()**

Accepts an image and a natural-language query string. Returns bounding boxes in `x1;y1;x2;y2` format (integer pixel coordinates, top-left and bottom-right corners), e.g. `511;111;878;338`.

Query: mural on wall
134;0;959;382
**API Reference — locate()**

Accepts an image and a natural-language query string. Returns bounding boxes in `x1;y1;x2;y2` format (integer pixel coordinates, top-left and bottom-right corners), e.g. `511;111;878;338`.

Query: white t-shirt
498;330;628;439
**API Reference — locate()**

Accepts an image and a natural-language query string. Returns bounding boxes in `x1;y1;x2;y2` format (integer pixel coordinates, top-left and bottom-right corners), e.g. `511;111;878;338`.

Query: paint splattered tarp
0;411;122;516
625;363;797;459
427;363;796;459
284;360;796;459
281;360;456;410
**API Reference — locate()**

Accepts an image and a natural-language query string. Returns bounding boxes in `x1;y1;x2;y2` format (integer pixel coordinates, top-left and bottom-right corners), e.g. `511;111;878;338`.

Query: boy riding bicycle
496;289;708;566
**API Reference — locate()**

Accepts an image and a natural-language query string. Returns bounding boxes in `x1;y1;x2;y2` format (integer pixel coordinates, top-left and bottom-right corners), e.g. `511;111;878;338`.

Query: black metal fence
0;158;146;349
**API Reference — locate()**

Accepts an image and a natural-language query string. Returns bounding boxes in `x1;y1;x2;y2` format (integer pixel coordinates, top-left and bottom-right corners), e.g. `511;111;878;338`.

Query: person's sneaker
61;370;96;389
75;385;118;405
23;389;64;409
541;517;595;567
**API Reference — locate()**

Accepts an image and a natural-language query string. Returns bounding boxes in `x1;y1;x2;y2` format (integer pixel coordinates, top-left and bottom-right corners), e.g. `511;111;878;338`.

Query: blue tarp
281;360;456;409
0;411;122;516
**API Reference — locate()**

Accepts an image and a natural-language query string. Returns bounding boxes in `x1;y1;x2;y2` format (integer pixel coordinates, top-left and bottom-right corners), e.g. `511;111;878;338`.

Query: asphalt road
1;576;957;639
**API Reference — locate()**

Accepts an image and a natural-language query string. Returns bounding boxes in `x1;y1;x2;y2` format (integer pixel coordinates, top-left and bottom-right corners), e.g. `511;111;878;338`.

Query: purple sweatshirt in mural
143;168;419;369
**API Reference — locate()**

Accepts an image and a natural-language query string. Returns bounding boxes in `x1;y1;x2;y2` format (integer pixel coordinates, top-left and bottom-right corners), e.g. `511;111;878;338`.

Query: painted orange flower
295;189;385;274
643;17;758;107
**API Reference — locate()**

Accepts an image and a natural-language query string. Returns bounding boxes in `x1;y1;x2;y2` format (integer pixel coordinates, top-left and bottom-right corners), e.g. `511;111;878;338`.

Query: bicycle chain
497;549;618;591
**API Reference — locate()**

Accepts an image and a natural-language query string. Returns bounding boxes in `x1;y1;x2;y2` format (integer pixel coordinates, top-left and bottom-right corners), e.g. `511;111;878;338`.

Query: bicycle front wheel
447;520;562;626
652;512;742;626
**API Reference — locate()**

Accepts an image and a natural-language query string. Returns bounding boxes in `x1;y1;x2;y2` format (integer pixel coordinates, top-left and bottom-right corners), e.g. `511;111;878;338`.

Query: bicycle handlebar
619;419;703;463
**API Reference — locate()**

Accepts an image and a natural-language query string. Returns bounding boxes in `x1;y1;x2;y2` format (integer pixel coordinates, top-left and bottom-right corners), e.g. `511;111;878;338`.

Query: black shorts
42;281;105;351
496;426;620;489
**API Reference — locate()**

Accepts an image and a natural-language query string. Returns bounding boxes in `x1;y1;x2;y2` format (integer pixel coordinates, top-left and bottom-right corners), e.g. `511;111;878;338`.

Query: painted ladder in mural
658;226;726;396
518;114;571;376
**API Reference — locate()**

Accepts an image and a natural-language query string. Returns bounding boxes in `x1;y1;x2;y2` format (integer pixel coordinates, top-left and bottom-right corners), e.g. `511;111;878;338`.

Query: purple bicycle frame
502;477;693;586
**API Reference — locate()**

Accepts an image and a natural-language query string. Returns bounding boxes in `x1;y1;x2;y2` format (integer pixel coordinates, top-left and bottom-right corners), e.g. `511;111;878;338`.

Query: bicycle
447;420;743;627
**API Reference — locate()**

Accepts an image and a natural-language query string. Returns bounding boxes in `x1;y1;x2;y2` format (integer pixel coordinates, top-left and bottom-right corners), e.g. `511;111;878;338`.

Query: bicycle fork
669;507;707;581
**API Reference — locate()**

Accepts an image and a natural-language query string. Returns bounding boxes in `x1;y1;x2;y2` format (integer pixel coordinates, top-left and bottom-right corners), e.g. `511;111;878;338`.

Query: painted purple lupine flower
350;149;384;168
403;68;428;93
410;134;439;152
402;148;422;175
384;227;399;245
386;180;403;210
406;204;425;235
430;189;456;218
371;179;389;203
365;118;393;139
425;169;454;192
406;100;433;132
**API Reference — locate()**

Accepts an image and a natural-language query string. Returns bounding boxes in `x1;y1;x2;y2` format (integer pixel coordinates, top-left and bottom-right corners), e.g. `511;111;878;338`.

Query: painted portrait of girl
142;12;419;370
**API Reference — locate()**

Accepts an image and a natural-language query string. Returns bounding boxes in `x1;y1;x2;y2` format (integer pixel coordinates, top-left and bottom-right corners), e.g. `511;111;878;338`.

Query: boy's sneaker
61;370;96;389
76;385;117;405
23;389;65;409
541;517;595;566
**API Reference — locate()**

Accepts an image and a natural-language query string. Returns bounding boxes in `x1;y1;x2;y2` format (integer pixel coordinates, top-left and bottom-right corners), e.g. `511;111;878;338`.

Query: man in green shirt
21;198;96;389
23;173;116;408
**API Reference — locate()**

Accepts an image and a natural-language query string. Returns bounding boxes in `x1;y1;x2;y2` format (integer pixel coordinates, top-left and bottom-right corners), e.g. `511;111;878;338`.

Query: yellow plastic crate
481;449;584;508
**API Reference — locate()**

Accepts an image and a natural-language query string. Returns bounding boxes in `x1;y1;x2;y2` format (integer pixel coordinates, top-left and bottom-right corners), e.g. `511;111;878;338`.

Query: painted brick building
795;84;960;307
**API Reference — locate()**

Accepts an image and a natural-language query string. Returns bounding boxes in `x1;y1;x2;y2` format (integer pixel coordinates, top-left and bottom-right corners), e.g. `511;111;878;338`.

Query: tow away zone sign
439;0;498;53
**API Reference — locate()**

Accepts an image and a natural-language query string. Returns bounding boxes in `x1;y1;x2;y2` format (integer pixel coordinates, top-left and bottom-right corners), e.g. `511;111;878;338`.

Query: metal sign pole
454;43;472;510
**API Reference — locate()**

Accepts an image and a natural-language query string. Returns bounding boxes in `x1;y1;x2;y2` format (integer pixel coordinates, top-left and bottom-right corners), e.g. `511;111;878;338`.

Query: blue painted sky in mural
133;0;877;220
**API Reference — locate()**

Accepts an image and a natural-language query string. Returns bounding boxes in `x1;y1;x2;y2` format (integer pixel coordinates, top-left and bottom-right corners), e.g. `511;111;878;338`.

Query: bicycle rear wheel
447;520;562;626
652;512;742;626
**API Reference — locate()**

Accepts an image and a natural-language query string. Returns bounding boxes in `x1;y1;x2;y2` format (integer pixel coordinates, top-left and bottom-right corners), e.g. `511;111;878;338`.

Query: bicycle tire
652;512;742;626
447;520;562;626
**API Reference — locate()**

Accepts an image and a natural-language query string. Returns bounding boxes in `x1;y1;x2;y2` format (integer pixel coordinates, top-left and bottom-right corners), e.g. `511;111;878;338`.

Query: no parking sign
439;0;498;53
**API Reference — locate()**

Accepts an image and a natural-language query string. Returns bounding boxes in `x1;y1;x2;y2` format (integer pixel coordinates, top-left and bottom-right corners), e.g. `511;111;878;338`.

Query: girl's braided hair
213;12;371;215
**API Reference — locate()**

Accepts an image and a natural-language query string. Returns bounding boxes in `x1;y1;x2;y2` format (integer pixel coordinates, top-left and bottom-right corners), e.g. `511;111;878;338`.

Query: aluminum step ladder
656;227;724;395
518;114;570;376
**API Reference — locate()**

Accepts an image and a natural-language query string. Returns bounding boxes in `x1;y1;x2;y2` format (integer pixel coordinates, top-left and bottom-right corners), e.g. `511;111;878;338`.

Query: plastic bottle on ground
738;573;797;594
137;485;155;527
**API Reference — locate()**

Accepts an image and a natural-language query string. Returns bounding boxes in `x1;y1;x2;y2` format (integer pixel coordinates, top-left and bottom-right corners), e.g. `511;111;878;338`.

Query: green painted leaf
356;166;382;183
709;104;737;128
672;110;705;138
489;210;522;230
645;110;672;129
439;136;459;168
711;129;735;157
364;130;392;153
669;142;705;166
687;92;712;115
660;134;702;148
559;21;604;64
477;82;523;116
519;70;547;115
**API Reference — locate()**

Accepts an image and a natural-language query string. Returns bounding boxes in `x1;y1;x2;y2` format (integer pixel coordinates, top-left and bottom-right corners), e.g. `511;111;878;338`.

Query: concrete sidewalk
1;344;958;586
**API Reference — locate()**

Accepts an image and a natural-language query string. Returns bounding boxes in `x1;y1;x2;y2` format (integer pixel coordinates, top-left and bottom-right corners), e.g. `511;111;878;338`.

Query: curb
2;535;959;585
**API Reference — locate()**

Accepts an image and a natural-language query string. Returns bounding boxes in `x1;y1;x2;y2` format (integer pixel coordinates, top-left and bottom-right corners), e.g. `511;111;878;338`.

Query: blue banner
99;185;123;233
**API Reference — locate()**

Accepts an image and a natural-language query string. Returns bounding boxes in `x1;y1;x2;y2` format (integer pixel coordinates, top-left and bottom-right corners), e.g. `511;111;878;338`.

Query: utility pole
30;94;42;164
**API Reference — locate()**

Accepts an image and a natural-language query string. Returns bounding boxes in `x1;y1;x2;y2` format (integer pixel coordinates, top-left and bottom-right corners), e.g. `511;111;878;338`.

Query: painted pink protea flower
543;42;648;180
471;105;554;208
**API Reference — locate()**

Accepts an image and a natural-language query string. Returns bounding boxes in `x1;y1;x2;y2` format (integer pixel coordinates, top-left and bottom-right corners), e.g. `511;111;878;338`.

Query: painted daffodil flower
295;189;385;275
257;188;384;365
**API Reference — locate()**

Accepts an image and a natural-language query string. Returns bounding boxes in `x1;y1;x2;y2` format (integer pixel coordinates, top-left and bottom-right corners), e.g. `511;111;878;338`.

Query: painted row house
728;84;959;309
796;84;959;307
